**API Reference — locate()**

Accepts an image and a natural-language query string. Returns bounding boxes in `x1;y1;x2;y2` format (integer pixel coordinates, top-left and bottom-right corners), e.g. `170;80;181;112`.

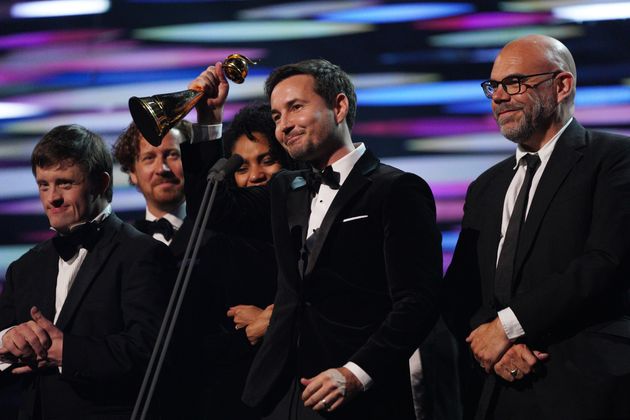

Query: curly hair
223;101;295;170
264;59;357;130
112;120;192;182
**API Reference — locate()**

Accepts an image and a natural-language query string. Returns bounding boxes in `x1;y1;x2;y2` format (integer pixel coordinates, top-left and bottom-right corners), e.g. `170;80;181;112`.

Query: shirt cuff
498;307;525;340
0;327;15;371
343;361;373;391
191;123;222;143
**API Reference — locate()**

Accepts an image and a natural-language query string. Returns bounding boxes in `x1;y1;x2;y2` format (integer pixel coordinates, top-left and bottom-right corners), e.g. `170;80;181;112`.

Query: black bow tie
306;166;341;193
52;222;101;262
136;218;175;241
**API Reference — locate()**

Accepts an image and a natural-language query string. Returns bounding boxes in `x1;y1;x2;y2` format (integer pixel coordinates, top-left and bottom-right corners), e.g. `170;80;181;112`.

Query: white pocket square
342;215;368;223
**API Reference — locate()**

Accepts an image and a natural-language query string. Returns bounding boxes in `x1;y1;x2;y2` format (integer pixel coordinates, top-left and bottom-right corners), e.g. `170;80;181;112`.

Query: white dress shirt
497;118;573;339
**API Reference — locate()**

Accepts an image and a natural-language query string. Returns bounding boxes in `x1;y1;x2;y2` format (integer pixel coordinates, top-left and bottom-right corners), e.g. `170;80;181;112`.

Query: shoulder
584;128;630;155
367;163;438;209
8;240;52;268
105;214;172;258
465;155;514;197
371;162;428;188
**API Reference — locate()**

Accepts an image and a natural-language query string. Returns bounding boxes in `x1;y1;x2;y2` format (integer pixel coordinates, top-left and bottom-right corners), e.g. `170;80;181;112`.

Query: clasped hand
227;304;274;345
0;306;63;374
467;317;548;382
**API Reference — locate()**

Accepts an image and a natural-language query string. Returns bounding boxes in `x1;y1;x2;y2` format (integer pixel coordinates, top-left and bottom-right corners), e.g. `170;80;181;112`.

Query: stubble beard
499;95;556;145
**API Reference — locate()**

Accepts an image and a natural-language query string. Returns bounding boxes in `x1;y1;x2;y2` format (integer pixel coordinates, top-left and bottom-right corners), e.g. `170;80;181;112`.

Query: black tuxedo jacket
200;147;443;419
444;120;630;419
0;213;173;420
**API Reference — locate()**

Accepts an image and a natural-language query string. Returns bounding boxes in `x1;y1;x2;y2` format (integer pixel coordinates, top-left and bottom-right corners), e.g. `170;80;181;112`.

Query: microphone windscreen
223;154;244;177
208;157;228;175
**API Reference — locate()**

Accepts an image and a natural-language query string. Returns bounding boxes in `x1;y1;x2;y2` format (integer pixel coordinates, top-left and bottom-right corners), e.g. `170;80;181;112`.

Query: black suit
0;213;173;420
444;120;630;419
196;145;443;419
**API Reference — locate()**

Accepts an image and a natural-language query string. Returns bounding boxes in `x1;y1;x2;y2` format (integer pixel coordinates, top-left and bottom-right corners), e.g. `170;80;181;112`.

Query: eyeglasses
481;71;561;99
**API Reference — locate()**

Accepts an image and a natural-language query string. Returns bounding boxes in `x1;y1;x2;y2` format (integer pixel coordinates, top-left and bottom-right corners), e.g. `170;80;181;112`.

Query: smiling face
270;74;346;168
489;38;571;150
232;132;282;187
129;130;185;217
36;161;104;234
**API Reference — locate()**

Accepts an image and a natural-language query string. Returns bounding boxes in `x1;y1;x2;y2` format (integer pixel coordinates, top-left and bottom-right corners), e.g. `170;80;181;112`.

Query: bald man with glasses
444;35;630;420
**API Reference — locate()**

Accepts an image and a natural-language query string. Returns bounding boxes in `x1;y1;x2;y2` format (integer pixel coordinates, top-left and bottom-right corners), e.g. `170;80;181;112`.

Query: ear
333;93;349;126
92;172;111;198
555;71;574;103
129;170;138;186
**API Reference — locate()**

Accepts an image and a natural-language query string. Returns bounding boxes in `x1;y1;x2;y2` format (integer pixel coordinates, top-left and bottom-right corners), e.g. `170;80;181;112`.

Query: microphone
207;154;244;182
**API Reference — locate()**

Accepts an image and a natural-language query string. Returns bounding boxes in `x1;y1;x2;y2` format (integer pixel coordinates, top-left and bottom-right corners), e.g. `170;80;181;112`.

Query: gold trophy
129;54;257;146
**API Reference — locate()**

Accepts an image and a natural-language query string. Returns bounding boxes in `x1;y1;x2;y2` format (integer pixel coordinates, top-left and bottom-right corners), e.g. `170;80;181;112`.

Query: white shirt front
306;143;366;238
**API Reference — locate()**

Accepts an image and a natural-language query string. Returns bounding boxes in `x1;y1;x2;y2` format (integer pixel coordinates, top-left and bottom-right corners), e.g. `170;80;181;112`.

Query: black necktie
52;222;101;262
136;218;175;241
494;153;541;306
306;166;341;194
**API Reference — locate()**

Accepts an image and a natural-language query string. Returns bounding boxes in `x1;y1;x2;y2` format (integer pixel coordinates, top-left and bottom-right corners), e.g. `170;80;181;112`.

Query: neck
312;134;355;170
147;201;181;219
521;113;571;152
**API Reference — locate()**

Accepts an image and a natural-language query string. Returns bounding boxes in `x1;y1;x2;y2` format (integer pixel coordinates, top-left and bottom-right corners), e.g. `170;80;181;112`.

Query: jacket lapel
286;170;312;245
513;120;585;276
304;150;379;275
55;214;120;329
169;218;193;259
38;242;61;321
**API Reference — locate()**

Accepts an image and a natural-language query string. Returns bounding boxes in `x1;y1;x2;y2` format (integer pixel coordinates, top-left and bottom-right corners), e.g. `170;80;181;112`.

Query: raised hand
187;62;229;124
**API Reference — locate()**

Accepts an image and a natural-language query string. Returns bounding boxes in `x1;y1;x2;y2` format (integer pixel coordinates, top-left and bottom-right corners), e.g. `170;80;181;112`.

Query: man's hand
1;309;51;361
301;367;362;412
245;304;273;345
227;305;263;331
12;307;63;375
493;343;549;382
187;62;229;125
466;317;511;373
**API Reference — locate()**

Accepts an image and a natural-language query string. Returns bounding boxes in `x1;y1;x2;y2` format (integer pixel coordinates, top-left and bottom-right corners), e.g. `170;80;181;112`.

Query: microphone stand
132;155;242;420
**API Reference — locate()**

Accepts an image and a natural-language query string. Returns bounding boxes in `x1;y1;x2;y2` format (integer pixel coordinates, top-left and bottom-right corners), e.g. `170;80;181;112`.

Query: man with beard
113;121;190;246
443;34;630;419
189;59;442;419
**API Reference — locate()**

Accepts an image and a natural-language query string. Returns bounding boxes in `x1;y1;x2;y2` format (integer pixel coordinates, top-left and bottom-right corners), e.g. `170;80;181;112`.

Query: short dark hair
31;124;114;202
112;120;192;182
264;59;357;130
223;101;295;170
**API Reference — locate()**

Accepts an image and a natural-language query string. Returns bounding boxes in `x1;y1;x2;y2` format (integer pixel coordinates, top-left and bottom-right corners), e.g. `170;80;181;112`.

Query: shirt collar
145;202;185;230
514;117;573;169
51;204;112;234
328;143;366;186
